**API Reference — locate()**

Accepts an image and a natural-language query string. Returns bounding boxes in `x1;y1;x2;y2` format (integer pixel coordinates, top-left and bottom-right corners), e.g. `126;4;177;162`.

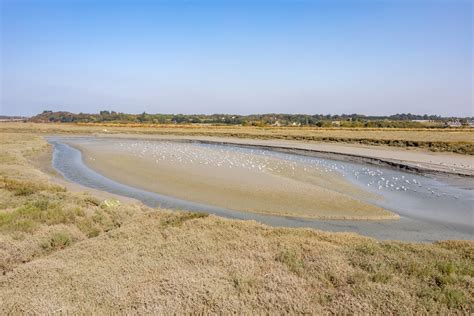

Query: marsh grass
0;129;473;314
0;177;66;196
2;122;473;154
276;248;305;276
344;240;474;311
160;211;209;227
0;175;138;272
40;231;72;252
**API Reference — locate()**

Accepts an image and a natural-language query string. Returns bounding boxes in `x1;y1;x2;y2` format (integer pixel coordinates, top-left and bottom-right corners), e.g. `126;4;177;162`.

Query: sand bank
71;139;397;220
93;134;474;177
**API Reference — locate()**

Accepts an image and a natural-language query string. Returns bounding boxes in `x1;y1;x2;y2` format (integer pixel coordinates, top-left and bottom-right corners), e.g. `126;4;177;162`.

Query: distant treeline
0;115;28;120
30;111;474;128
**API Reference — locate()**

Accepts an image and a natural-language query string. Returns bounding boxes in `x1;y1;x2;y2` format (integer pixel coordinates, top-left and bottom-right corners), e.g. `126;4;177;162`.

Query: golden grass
0;133;143;273
2;121;473;153
0;130;473;313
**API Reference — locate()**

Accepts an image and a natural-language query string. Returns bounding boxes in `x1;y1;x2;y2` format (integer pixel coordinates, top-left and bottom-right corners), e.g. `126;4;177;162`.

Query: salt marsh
49;137;473;241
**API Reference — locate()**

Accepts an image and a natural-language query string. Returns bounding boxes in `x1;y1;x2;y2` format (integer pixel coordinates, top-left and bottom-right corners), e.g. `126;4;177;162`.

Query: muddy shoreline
69;138;397;220
47;137;474;241
52;133;474;178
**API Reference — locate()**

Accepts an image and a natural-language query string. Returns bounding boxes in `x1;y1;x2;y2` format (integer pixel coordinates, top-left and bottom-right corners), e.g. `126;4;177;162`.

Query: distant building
411;120;431;123
331;121;341;126
446;120;462;127
468;120;474;127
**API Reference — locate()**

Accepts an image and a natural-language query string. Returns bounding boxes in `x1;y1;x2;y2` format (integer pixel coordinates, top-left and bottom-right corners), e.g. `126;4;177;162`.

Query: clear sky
1;0;472;116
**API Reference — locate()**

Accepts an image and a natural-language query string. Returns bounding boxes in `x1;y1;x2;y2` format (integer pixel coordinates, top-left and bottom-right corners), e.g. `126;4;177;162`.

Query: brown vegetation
0;130;472;313
1;121;473;154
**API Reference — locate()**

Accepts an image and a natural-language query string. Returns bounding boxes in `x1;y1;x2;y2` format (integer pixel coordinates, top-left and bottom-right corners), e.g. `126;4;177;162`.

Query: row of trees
30;111;472;128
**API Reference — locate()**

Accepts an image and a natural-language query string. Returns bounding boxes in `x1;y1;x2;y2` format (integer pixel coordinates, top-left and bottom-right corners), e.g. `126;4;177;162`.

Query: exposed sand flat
95;134;474;176
72;140;396;220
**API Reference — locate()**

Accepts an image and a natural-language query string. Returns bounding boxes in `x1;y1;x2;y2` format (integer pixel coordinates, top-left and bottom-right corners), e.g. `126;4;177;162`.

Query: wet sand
72;139;397;220
30;144;140;205
48;137;474;241
92;134;474;176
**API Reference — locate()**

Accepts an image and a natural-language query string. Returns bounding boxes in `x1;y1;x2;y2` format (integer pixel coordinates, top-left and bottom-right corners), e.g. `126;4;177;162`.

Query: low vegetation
0;175;141;273
0;133;143;274
0;130;472;313
1;121;474;154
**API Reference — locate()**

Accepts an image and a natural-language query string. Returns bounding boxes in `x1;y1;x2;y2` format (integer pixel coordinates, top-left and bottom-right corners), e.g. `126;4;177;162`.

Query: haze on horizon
1;0;472;117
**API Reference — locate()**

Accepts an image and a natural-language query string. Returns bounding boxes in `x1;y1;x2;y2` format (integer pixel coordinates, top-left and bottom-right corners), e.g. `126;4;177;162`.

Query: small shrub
355;243;378;255
442;288;466;309
92;211;106;224
83;196;100;206
74;207;85;217
9;218;37;233
437;262;455;276
402;260;433;278
276;249;304;275
232;276;256;294
0;211;38;233
325;271;343;287
0;178;66;196
347;271;366;285
87;227;101;237
0;199;76;233
160;212;209;227
40;232;72;251
434;273;454;288
77;218;101;238
2;178;39;196
371;272;391;284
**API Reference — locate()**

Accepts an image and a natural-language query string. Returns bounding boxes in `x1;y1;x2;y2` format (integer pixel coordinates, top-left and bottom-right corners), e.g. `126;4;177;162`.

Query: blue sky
1;0;472;116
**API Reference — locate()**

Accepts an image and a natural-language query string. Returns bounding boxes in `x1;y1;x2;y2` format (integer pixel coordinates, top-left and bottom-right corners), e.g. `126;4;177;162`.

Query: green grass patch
0;177;66;196
40;232;72;251
0;200;70;233
275;248;305;276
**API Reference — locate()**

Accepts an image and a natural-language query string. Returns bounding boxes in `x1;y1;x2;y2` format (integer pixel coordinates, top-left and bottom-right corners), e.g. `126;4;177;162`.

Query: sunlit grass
0;128;472;313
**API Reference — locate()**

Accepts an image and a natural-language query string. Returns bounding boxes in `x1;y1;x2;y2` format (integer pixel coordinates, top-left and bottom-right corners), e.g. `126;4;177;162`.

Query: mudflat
72;139;397;220
96;134;474;176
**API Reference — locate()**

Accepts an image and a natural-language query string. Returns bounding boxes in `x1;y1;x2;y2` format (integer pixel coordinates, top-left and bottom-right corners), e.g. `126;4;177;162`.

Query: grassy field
0;130;473;313
1;121;474;154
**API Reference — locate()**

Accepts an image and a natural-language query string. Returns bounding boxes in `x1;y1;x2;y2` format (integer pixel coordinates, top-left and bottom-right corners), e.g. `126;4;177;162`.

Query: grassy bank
1;121;473;154
0;131;473;313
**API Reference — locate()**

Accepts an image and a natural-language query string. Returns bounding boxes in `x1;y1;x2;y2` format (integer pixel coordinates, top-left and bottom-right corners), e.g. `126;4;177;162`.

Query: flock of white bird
110;140;456;199
117;141;303;175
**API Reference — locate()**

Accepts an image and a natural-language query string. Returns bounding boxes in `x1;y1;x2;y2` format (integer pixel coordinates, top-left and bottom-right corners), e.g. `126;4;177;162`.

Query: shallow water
48;137;474;242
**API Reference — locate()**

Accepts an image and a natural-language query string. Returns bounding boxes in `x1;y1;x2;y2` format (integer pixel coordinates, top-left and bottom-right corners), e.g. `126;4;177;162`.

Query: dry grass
2;121;473;154
0;130;473;313
0;133;143;274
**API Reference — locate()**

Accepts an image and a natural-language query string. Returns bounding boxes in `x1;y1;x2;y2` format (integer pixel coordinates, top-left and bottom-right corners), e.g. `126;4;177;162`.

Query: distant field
0;131;473;313
1;122;473;154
